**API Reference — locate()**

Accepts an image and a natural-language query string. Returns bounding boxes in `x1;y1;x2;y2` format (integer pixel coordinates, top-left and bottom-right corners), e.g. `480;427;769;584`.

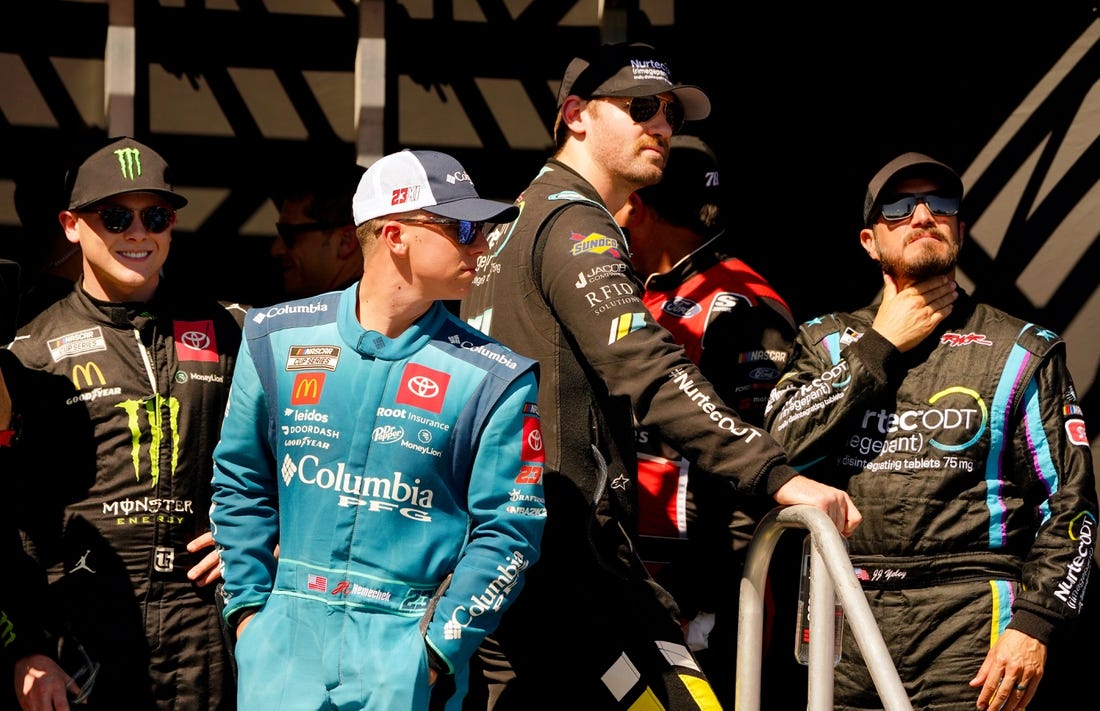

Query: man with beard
764;152;1098;711
460;41;861;709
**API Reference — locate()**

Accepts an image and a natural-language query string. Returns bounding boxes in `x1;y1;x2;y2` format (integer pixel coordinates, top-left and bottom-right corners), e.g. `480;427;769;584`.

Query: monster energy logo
115;147;142;180
117;394;180;487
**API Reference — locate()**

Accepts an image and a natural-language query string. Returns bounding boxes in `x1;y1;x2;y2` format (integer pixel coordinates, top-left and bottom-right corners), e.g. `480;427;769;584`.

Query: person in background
0;349;62;711
210;149;545;711
269;160;366;300
9;153;81;327
613;133;799;708
460;41;860;709
6;135;241;709
764;151;1098;711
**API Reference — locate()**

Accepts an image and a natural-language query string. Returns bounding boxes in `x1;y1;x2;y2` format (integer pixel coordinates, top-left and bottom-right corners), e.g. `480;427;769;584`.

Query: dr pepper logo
395;363;449;414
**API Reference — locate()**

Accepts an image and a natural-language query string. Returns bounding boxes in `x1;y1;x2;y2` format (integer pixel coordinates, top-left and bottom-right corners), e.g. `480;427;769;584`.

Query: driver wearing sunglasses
9;136;240;709
58;136;189;303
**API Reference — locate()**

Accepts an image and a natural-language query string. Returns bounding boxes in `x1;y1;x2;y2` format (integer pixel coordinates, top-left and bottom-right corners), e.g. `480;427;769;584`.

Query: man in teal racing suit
210;149;545;711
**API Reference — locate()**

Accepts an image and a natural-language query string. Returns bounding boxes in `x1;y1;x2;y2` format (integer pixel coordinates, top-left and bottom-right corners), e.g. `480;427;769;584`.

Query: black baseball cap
863;152;962;226
634;134;721;232
556;42;710;121
65;136;188;210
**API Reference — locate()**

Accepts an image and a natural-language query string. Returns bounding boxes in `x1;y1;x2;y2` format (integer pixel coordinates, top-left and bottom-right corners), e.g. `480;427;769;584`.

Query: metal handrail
735;505;912;711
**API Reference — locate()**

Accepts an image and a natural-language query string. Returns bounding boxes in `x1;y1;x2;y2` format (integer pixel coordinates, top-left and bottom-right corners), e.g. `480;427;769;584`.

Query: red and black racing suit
634;233;796;706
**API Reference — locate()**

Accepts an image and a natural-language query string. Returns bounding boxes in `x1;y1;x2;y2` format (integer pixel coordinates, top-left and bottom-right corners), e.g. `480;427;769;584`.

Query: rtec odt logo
115;148;143;180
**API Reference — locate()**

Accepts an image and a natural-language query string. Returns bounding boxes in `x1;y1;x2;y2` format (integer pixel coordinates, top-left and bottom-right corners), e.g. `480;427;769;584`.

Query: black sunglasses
600;95;685;134
878;192;960;222
275;221;344;245
81;205;175;234
394;217;486;245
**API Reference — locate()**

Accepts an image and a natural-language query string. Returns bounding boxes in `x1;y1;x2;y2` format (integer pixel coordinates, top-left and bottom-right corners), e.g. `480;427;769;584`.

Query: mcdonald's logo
71;361;107;389
291;372;325;405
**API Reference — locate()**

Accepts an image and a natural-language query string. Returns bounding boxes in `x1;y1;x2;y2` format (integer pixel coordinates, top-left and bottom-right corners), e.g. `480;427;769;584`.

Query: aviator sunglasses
394;217;486;245
600;95;685;133
81;205;176;234
878;192;960;222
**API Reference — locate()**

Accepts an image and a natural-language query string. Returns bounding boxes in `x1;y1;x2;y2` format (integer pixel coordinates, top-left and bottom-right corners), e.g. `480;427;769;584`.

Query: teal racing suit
210;285;545;710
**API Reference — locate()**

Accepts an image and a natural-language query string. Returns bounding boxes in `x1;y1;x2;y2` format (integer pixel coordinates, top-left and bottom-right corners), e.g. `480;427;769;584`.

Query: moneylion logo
72;361;106;389
115;147;142;180
117;394;181;488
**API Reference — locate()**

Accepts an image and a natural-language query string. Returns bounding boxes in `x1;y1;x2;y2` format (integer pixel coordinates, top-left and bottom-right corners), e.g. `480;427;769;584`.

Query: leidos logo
71;361;106;389
291;373;325;405
115;147;142;180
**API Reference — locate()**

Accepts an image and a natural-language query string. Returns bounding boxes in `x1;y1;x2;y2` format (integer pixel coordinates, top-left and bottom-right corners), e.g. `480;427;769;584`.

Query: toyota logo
406;375;439;398
527;429;543;451
180;330;211;351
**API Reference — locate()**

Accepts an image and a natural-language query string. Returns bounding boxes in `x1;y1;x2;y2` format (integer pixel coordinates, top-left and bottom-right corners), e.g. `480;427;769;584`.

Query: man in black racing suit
460;42;860;709
6;136;241;710
764;152;1098;711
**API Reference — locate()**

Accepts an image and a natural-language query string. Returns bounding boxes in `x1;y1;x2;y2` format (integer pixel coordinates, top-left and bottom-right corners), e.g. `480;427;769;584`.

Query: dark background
0;0;1097;440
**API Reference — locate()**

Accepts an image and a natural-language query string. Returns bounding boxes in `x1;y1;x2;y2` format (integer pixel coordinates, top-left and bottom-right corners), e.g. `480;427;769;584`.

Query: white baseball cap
352;149;519;226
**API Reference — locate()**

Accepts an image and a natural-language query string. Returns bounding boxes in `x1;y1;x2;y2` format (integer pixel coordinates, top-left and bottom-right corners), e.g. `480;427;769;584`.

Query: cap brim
425;198;518;223
70;188;188;211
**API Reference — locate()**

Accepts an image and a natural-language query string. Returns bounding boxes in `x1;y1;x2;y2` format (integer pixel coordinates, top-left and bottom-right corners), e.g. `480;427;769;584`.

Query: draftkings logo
117;394;181;488
115;147;142;180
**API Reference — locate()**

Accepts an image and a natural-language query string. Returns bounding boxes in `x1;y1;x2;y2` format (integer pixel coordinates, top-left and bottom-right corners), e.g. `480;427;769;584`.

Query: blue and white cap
352;149;519;226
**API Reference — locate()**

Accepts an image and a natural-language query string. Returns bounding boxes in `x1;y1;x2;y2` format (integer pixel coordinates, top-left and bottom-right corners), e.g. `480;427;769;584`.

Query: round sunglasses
80;205;176;234
599;95;685;134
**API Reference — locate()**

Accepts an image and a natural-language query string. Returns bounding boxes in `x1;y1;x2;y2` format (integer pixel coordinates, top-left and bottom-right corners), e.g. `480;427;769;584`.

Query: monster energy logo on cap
65;135;188;210
114;147;142;180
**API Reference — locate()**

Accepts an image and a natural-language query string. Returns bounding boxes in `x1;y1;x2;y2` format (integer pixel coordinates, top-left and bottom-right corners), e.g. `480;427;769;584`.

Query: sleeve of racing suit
209;335;279;624
539;205;797;496
763;319;901;479
421;369;545;675
1005;347;1098;644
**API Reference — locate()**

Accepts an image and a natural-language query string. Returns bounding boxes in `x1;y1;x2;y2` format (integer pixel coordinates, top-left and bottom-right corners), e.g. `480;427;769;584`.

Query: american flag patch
307;573;328;592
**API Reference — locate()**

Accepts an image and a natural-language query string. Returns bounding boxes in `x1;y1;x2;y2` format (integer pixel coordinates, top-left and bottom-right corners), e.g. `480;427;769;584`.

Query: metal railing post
735;505;912;711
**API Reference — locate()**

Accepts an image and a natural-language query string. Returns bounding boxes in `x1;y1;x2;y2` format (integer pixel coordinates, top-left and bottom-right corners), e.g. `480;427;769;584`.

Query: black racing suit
460;159;801;708
0;349;57;711
6;283;244;710
764;291;1097;710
